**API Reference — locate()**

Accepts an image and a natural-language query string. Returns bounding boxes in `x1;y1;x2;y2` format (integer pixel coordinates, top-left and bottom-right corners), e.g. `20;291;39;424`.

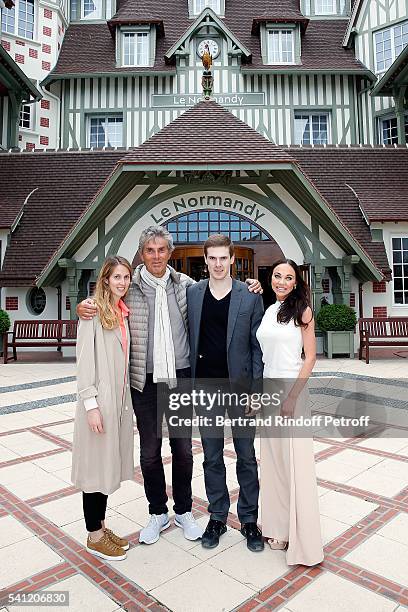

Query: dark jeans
200;404;259;525
131;368;193;516
83;492;108;532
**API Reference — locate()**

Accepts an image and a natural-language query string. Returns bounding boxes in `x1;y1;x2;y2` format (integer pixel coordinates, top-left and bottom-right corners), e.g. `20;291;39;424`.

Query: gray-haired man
78;225;261;545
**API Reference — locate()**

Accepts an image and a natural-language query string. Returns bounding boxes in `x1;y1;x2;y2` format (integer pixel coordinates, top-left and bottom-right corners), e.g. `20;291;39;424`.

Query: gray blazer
187;279;264;384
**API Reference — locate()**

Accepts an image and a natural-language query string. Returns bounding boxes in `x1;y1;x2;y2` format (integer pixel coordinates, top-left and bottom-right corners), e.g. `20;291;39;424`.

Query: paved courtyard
0;354;408;611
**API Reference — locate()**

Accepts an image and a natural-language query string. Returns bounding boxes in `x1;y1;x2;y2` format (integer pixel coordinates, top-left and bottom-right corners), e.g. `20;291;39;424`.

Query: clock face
197;39;220;59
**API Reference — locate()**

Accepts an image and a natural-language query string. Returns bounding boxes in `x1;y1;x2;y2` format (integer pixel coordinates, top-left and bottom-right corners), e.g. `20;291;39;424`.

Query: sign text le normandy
150;195;266;224
151;92;265;108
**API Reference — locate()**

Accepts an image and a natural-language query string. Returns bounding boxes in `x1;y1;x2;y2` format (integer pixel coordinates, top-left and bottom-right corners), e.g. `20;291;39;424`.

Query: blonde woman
71;256;134;561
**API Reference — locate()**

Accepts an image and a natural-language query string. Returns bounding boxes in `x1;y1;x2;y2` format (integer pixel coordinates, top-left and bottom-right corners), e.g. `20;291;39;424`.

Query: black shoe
201;519;227;549
241;522;264;552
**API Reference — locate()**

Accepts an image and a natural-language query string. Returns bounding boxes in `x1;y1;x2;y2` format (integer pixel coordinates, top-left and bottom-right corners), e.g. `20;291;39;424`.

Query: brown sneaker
104;528;130;551
86;533;127;561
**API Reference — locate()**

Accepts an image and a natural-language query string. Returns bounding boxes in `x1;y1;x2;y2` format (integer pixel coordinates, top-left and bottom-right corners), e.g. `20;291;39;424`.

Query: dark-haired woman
256;260;323;566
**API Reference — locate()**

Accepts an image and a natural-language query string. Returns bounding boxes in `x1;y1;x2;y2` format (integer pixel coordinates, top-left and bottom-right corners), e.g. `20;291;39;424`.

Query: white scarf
140;265;177;388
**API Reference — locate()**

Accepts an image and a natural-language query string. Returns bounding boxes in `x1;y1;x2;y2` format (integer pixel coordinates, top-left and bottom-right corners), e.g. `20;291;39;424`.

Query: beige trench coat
71;316;134;495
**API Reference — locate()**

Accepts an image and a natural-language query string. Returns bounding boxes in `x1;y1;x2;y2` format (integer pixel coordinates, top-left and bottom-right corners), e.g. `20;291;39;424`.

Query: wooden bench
358;317;408;364
3;320;78;364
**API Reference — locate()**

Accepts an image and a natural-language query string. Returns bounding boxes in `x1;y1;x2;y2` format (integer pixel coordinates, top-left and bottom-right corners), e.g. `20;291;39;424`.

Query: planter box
315;334;324;355
323;330;354;358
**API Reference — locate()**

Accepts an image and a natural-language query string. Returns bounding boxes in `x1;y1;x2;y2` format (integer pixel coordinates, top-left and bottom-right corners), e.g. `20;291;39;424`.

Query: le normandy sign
150;193;266;225
151;92;265;108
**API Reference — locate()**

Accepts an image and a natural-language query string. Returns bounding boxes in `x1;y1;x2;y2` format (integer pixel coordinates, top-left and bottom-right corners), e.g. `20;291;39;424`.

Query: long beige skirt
260;389;324;566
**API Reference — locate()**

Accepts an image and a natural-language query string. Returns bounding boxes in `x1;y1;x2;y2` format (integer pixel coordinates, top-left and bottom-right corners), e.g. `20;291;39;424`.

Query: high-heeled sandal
267;538;288;550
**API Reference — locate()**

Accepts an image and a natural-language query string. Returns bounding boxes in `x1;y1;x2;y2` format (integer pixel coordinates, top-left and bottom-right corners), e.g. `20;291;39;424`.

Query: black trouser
83;492;108;532
131;368;193;516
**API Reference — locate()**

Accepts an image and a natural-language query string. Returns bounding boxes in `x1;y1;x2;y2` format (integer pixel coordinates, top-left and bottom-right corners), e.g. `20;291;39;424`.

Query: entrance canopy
35;100;383;287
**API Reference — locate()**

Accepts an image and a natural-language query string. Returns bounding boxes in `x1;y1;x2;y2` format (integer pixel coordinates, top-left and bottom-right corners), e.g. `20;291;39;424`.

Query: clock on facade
197;39;220;59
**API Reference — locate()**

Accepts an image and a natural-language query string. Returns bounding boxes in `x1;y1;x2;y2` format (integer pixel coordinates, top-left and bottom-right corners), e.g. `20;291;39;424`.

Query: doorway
170;246;254;282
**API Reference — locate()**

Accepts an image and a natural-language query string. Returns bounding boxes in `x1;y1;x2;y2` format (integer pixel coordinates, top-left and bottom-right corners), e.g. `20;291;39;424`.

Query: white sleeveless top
256;301;303;378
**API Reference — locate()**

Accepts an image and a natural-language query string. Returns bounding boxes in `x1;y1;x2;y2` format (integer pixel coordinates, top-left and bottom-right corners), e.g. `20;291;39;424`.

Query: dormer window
119;26;155;67
191;0;223;16
268;29;294;64
261;23;300;65
123;32;148;66
302;0;349;17
315;0;336;14
70;0;112;20
82;0;101;19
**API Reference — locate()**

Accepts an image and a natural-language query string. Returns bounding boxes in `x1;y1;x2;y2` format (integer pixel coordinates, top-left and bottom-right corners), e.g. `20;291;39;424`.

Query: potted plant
0;309;11;358
316;304;357;358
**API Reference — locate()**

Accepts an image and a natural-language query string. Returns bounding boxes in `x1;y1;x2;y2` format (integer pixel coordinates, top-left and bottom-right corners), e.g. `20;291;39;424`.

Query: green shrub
316;303;357;332
0;309;11;334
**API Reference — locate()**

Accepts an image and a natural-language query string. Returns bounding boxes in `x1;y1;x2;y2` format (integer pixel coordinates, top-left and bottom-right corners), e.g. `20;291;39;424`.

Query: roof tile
122;100;293;164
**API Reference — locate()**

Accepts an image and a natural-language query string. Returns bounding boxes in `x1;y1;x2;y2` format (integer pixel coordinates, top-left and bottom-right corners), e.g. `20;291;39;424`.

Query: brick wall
5;297;18;310
373;281;386;293
373;306;387;318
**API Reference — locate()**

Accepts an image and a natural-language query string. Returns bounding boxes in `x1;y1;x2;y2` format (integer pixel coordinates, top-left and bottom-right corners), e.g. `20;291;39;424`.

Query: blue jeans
200;408;259;525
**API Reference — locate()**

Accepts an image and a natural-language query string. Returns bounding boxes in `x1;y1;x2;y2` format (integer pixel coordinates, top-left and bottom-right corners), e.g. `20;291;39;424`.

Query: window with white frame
315;0;336;15
193;0;221;14
1;0;35;39
381;116;398;144
88;116;123;147
294;112;330;144
267;29;294;64
19;104;31;129
374;21;408;73
392;237;408;305
81;0;102;19
70;0;103;20
122;32;149;67
379;114;408;144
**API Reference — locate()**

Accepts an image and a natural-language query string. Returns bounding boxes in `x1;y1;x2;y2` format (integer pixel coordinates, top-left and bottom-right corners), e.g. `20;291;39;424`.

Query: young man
77;226;261;546
187;235;265;551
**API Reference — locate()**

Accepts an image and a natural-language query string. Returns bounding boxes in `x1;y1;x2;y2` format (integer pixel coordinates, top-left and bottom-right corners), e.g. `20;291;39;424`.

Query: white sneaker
174;512;204;541
139;513;170;544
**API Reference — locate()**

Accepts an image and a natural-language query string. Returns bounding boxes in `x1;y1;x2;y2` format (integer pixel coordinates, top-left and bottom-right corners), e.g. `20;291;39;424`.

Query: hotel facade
0;0;407;350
